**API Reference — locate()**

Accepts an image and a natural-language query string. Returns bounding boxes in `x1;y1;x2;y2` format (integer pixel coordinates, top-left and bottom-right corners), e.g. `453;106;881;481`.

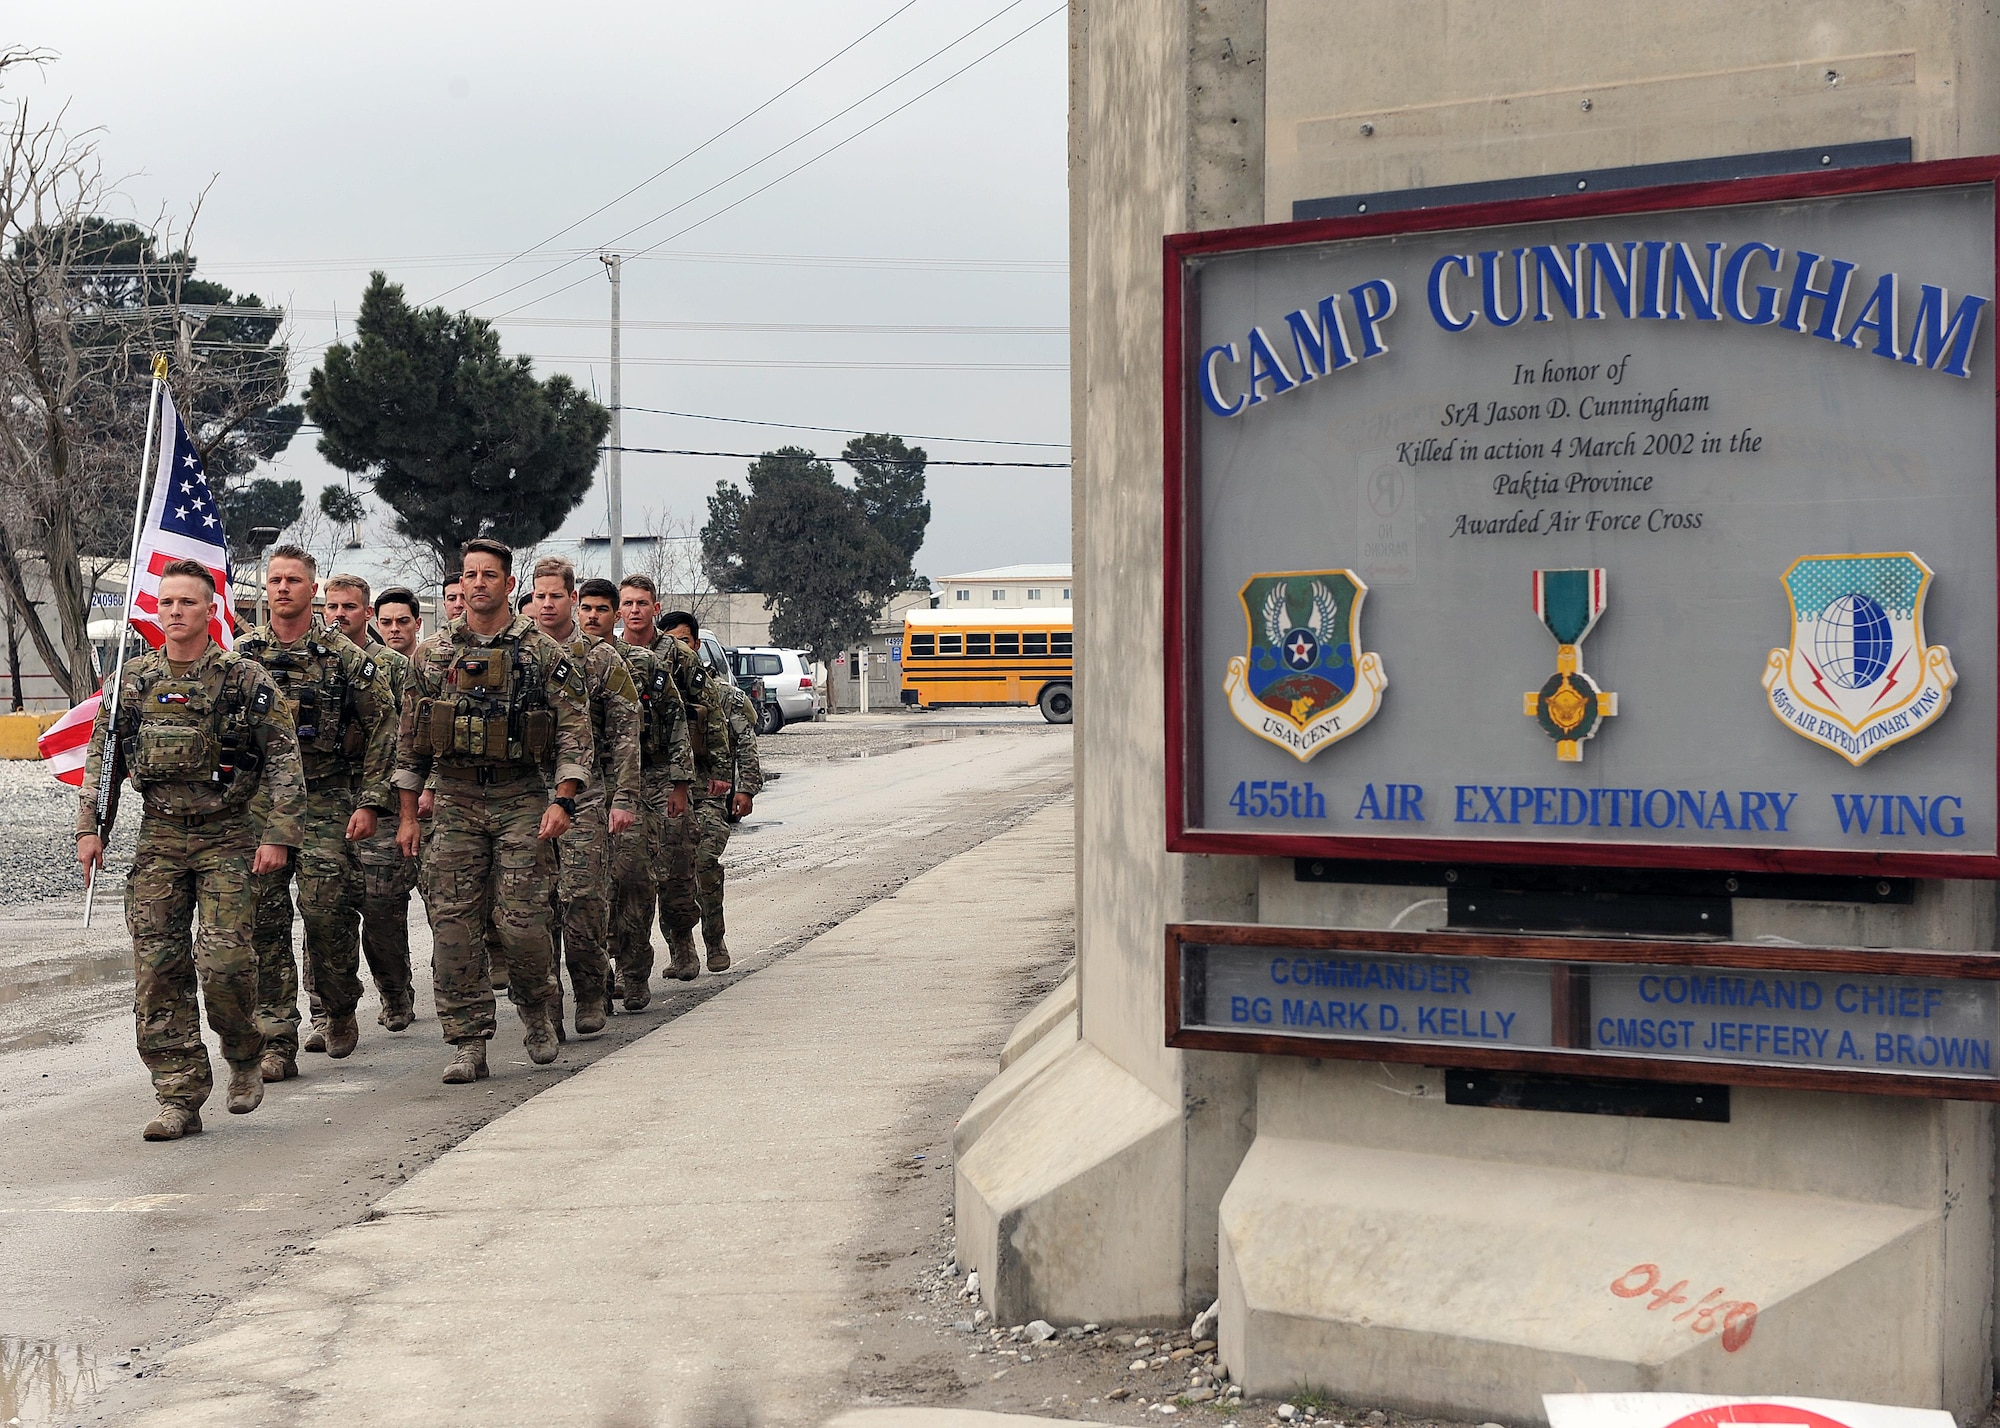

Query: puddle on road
0;1338;102;1426
0;954;131;1007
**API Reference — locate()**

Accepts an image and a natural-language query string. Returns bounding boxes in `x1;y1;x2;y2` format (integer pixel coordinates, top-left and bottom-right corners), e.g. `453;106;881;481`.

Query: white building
936;563;1072;610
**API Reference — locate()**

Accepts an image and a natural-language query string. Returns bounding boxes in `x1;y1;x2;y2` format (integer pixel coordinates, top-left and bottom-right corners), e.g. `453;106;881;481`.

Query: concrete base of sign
1000;974;1077;1071
955;1000;1078;1157
1214;1059;1994;1421
955;1041;1184;1326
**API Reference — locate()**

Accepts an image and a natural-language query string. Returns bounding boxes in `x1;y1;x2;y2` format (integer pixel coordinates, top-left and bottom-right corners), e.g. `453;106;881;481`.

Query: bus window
939;634;962;654
968;633;992;656
911;635;935;657
995;632;1020;656
1052;632;1073;656
1023;633;1048;655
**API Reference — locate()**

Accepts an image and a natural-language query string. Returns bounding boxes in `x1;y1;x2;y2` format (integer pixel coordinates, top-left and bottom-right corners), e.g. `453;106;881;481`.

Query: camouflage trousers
551;787;613;1009
252;778;364;1056
673;795;735;948
610;768;678;986
126;816;264;1110
423;776;557;1042
354;810;418;1016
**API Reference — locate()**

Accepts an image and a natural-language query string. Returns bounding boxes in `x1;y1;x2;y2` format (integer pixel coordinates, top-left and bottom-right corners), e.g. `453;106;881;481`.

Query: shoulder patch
251;684;275;717
551;658;575;686
360;659;377;681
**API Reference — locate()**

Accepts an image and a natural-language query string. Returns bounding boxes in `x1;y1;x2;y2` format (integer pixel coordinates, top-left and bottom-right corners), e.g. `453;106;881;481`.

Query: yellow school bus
899;607;1074;723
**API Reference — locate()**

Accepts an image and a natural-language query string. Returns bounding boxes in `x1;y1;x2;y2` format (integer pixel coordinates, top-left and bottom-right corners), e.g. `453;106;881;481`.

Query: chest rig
626;646;679;767
414;630;556;766
674;650;715;764
239;632;364;768
118;658;269;793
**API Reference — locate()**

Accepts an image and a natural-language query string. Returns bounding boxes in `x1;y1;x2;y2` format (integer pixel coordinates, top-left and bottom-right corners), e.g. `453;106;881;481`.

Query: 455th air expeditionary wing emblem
1763;552;1956;765
1223;571;1386;760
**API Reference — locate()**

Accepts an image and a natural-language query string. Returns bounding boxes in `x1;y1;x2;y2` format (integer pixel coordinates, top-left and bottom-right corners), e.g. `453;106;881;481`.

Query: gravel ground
0;762;135;907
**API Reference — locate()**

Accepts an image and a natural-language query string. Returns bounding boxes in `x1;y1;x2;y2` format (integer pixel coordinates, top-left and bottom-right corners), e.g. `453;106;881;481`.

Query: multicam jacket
555;624;642;812
613;633;695;786
236;619;397;811
76;642;306;846
392;614;593;796
717;682;765;799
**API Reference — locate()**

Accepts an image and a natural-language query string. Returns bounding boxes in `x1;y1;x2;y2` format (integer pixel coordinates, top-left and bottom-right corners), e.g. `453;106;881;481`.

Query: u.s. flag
130;389;234;650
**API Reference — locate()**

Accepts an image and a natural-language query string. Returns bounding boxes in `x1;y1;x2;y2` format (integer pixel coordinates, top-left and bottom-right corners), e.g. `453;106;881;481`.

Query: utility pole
599;252;624;583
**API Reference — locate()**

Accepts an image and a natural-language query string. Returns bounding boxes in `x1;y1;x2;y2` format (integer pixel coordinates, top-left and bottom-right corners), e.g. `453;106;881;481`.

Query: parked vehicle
728;646;817;733
899;607;1073;724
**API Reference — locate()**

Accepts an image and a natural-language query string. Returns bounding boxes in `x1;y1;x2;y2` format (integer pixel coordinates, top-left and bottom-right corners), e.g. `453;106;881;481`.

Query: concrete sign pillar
956;0;2000;1419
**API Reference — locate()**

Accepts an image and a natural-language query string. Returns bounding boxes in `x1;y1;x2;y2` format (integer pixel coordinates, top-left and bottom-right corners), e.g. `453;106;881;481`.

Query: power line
132;248;1065;277
422;0;923;307
605;444;1068;468
504;355;1067;370
282;309;1065;336
617;404;1068;448
475;2;1054;318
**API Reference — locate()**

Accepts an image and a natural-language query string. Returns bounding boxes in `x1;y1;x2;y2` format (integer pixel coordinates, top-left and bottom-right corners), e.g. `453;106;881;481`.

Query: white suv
727;646;817;733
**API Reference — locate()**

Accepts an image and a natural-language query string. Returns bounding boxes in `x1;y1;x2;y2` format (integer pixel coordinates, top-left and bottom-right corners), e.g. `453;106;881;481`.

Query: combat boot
258;1049;296;1083
441;1039;488;1084
325;1013;360;1059
226;1061;265;1114
142;1104;203;1141
381;1001;414;1033
522;1009;560;1065
302;1015;329;1053
705;939;731;973
621;977;651;1012
575;997;607;1035
666;928;700;981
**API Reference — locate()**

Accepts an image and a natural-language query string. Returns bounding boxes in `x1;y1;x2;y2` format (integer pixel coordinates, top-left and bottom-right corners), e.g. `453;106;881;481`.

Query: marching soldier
606;576;693;1006
525;560;641;1035
323;575;425;1032
393;538;593;1083
75;559;306;1140
238;547;397;1076
665;611;762;972
615;580;721;982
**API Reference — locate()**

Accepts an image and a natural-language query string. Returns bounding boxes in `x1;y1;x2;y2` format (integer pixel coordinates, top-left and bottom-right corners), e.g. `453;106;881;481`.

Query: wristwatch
551;795;578;818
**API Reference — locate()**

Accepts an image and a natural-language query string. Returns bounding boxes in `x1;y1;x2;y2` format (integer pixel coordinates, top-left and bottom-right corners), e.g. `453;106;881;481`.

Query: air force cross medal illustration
1762;552;1956;766
1224;571;1386;760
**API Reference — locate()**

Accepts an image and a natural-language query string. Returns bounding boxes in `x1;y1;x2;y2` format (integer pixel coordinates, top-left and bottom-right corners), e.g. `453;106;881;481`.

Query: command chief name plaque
1165;159;2000;877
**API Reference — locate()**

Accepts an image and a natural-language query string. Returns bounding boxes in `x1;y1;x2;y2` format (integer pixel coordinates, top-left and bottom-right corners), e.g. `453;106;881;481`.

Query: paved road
0;711;1070;1427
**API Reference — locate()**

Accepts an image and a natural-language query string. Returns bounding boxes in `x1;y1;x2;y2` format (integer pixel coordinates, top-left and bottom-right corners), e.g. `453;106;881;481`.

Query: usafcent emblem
1223;571;1386;760
1762;552;1956;766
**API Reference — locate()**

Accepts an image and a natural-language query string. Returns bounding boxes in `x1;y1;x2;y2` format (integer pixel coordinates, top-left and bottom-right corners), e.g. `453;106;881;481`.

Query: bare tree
636;507;720;629
0;50;298;702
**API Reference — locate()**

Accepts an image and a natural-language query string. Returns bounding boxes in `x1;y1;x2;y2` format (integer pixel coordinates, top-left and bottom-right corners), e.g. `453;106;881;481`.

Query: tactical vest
412;629;557;767
626;647;679;767
118;657;269;793
238;632;365;769
674;651;715;766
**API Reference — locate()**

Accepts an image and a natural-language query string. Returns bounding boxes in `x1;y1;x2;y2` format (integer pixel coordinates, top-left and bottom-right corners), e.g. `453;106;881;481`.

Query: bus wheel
1038;682;1073;724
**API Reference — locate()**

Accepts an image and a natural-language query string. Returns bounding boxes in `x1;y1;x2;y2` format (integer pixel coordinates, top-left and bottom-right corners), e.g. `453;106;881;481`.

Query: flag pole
85;355;168;927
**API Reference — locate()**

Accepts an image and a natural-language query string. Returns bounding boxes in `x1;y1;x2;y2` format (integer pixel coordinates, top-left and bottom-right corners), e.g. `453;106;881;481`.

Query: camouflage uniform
609;634;694;996
548;624;641;1021
394;614;592;1047
630;632;725;976
237;621;397;1059
353;640;418;1022
77;645;306;1112
688;681;764;956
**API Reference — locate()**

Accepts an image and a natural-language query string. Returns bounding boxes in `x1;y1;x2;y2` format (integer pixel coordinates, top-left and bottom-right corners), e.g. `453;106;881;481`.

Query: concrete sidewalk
125;801;1075;1428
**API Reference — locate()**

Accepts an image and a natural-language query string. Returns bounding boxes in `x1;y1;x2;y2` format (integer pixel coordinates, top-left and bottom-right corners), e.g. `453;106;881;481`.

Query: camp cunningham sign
1196;235;1988;422
1164;159;2000;877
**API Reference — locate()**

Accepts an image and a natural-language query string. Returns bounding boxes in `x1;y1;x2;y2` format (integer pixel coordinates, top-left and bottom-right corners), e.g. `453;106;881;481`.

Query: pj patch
1224;571;1386;761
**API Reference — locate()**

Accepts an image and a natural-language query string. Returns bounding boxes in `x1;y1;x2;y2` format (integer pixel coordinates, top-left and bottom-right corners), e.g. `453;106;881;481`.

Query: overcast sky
10;0;1072;583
